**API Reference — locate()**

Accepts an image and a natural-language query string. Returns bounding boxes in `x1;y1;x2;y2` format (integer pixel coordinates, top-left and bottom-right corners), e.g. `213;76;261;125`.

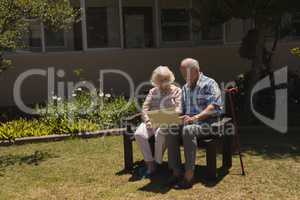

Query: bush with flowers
0;88;137;141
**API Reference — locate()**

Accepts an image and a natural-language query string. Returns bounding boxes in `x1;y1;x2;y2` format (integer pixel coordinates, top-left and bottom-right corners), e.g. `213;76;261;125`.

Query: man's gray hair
181;58;200;71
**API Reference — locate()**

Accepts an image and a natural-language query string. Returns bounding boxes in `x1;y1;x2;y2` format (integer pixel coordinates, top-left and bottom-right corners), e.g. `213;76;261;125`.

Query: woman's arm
174;87;182;114
141;88;155;123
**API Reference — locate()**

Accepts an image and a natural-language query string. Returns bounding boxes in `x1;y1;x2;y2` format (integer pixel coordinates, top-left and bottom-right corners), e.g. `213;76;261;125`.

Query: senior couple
134;58;223;189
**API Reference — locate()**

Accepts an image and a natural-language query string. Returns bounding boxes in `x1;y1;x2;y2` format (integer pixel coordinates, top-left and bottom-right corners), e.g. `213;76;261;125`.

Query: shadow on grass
139;165;229;194
0;151;58;176
240;130;300;160
117;161;229;194
116;128;300;193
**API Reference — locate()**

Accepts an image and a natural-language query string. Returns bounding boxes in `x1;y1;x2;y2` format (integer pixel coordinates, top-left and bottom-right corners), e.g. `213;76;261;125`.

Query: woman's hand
146;121;153;129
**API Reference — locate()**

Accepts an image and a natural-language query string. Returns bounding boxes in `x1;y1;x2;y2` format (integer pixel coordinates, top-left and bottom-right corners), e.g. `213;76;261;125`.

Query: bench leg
222;135;233;169
149;136;155;157
123;133;133;171
206;140;217;180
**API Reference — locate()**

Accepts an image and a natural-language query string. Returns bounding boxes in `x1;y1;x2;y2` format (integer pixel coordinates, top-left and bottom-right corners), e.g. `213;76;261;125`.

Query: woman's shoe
138;167;155;179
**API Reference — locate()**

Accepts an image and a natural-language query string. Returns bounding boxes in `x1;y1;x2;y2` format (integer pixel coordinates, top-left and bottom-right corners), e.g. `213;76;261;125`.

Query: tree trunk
242;21;266;122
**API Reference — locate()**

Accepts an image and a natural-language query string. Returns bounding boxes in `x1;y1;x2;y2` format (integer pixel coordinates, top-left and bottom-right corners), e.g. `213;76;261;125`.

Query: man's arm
181;104;216;124
192;104;216;121
182;79;223;124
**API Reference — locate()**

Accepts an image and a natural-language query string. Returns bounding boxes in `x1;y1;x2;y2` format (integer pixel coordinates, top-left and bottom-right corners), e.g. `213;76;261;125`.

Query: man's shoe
154;162;162;172
173;179;193;190
166;176;181;186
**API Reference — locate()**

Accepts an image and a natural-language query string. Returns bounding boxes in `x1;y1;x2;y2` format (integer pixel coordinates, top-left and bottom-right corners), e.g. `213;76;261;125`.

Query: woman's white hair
151;66;175;86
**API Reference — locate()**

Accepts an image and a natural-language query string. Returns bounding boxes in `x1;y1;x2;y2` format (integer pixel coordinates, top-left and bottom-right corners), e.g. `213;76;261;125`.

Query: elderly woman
134;66;181;176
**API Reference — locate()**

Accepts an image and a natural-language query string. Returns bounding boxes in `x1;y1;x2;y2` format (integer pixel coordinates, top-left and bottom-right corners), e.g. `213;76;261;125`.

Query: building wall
1;42;299;106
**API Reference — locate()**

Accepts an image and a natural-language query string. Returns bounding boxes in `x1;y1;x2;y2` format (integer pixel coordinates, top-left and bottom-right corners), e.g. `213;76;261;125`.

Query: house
1;0;300;106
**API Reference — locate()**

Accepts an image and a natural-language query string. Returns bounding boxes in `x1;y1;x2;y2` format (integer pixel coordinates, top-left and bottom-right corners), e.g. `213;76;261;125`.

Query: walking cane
225;88;246;176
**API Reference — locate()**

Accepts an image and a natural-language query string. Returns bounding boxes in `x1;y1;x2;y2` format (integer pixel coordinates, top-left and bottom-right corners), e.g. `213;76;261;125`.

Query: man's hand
180;115;197;124
180;105;216;125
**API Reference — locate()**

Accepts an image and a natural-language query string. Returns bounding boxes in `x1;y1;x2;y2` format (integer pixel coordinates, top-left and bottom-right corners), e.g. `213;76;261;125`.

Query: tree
0;0;79;73
197;0;300;118
199;0;300;73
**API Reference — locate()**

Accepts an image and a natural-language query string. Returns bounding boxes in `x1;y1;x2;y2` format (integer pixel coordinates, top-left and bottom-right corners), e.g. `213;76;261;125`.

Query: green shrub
97;97;137;129
0;90;138;141
0;119;52;141
291;47;300;57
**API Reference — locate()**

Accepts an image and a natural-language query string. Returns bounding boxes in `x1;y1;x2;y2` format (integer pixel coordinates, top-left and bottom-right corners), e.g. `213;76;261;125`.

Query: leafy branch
0;0;79;74
291;47;300;57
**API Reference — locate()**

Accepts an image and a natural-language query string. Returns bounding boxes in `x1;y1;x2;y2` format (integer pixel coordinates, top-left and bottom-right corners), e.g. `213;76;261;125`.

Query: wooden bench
122;89;240;180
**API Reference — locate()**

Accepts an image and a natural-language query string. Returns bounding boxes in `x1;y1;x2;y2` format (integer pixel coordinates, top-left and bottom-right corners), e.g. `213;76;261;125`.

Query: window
265;13;300;40
45;29;65;47
44;24;83;51
86;0;121;48
191;4;223;45
161;9;190;42
160;0;191;43
19;0;83;52
292;12;300;37
192;0;223;43
202;25;223;41
70;0;83;50
123;0;154;48
160;0;223;46
29;23;42;49
73;19;83;50
21;20;43;52
224;18;252;44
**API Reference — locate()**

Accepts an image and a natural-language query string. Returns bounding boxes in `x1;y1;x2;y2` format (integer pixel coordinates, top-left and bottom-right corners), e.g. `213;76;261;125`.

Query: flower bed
0;89;137;141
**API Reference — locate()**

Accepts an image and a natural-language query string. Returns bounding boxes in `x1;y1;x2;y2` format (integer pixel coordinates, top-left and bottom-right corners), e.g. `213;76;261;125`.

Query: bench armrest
123;113;142;122
121;113;142;133
211;117;232;128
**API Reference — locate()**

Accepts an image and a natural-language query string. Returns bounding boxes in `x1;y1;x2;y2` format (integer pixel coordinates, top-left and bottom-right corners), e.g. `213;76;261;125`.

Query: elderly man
167;58;223;189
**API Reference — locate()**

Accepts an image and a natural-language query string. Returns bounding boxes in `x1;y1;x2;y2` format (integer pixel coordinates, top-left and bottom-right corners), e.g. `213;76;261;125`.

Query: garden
0;0;300;199
0;89;137;141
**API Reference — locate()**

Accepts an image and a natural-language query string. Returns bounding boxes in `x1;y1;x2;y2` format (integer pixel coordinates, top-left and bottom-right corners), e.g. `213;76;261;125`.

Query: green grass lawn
0;130;299;200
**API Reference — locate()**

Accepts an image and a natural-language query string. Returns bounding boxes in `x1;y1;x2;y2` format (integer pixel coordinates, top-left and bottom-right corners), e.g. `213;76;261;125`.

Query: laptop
146;108;182;128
